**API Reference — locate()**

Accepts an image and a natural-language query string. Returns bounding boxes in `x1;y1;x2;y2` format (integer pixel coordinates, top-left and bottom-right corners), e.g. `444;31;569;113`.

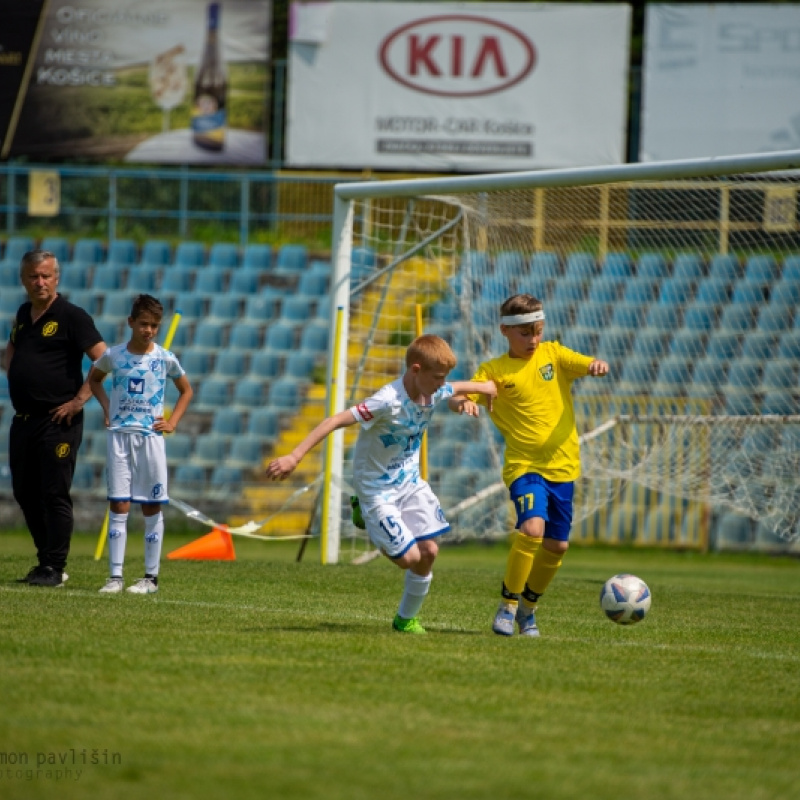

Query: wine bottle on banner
192;2;227;151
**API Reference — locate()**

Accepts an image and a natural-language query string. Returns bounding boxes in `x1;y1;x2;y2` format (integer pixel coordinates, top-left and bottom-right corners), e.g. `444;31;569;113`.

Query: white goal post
321;150;800;564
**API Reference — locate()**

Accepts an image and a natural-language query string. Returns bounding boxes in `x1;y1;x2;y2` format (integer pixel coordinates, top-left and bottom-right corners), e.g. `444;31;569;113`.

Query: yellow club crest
55;443;71;458
43;321;59;337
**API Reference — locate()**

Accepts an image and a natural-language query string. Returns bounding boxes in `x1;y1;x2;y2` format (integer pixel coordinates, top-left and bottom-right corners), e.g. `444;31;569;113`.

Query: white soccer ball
599;574;652;625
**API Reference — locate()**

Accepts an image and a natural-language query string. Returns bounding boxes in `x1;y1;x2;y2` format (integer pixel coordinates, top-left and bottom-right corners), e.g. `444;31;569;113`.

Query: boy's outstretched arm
266;409;357;480
449;379;497;412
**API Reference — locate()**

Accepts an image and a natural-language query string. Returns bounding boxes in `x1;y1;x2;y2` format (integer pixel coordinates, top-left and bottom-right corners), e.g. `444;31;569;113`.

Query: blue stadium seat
228;323;263;350
297;271;329;297
210;465;243;489
92;268;124;291
778;330;800;359
719;305;755;332
757;304;794;333
622;277;657;304
180;349;214;379
249;351;283;378
687;358;727;398
310;259;331;276
483;273;515;304
70;238;104;267
761;361;797;391
651;356;692;397
459;442;496;470
602;252;633;278
552;279;587;303
194;267;226;295
744;254;779;285
781;254;800;282
564;252;597;280
671;253;705;281
632;330;670;359
102;292;134;319
139;240;172;268
242;244;272;270
299;320;329;352
695;277;731;305
1;236;35;265
95;319;122;343
193;321;227;350
682;302;718;332
563;328;598;355
243;295;279;323
105;239;138;268
428;441;461;469
530;251;562;279
658;277;695;306
575;303;613;328
495;250;525;275
59;264;92;290
268;378;301;409
351;246;377;283
543;300;574;332
590;276;625;303
636;252;669;279
770;279;800;306
0;289;26;315
40;237;70;264
761;392;797;415
740;331;777;360
160;267;194;293
208;243;240;270
707;331;741;361
285;351;316;380
724;392;759;415
276;243;308;272
213;348;249;378
166;294;206;320
208;295;242;321
72;461;97;490
126;265;159;292
227;436;264;468
229;270;260;294
731;280;767;305
431;301;458;325
528;276;554;301
265;322;297;353
669;329;708;358
282;295;312;322
725;359;762;392
82;404;106;432
65;289;102;316
597;327;635;359
211;408;245;436
192;434;230;466
194;378;232;411
233;376;269;408
647;304;683;330
0;263;18;287
611;302;644;330
617;357;656;394
174;241;206;268
166;433;193;462
246;407;281;439
174;464;207;487
713;511;753;547
708;254;741;281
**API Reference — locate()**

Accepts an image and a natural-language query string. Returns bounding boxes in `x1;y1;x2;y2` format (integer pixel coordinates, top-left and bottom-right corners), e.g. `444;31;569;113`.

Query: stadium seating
40;237;70;264
672;253;705;281
175;241;206;268
636;252;669;279
59;264;92;290
139;240;172;268
564;252;597;280
208;243;240;270
242;244;272;270
530;251;562;279
1;236;35;266
70;238;104;267
708;254;742;281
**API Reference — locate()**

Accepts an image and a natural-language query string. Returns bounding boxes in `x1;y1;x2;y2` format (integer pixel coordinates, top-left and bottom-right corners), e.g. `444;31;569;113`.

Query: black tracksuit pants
10;413;83;572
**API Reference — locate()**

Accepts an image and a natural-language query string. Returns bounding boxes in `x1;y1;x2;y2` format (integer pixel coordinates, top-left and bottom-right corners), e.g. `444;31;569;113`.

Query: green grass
1;531;799;800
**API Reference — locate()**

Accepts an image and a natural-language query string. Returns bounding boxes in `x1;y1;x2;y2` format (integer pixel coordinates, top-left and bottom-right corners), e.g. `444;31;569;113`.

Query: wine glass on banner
149;45;188;133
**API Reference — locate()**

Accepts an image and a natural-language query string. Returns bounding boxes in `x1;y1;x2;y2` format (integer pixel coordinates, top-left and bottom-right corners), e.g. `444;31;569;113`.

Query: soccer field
1;530;799;800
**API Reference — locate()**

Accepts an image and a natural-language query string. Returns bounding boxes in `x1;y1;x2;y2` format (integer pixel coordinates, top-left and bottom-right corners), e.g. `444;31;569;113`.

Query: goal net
317;151;800;562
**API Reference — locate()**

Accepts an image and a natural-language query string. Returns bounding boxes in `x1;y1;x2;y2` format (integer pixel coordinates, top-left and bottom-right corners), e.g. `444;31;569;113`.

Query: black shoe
16;565;45;583
28;566;65;588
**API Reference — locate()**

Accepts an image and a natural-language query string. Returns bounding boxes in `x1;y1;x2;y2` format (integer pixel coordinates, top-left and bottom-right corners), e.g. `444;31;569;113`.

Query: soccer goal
316;150;800;564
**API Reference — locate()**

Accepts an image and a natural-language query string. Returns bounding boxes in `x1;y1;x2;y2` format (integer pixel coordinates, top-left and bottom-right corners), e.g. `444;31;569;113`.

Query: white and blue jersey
350;378;454;503
94;343;185;435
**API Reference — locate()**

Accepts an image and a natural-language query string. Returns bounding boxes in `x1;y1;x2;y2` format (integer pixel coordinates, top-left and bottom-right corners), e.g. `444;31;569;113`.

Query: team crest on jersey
149;359;162;374
151;483;164;499
42;321;58;337
55;443;70;458
539;363;554;381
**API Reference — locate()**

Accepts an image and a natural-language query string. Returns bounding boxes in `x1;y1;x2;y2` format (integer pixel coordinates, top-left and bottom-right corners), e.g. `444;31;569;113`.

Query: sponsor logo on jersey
539;363;554;381
128;377;145;395
42;321;58;337
355;402;373;421
55;443;70;458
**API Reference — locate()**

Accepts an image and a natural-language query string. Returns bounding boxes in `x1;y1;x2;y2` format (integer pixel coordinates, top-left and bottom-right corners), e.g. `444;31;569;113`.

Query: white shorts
107;430;169;505
360;481;450;559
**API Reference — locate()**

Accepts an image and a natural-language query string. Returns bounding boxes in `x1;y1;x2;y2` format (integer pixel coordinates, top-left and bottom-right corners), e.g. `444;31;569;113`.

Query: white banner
287;2;631;172
641;4;800;162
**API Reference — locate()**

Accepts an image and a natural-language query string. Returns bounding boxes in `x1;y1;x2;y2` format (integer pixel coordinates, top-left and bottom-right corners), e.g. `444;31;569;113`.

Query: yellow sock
503;533;542;597
526;547;564;598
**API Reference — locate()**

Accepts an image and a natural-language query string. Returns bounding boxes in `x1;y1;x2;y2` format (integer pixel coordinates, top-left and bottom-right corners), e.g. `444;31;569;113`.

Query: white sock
397;571;432;620
143;511;164;577
108;512;128;578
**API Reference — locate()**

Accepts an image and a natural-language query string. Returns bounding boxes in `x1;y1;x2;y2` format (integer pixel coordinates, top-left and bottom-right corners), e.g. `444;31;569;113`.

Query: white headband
501;311;545;325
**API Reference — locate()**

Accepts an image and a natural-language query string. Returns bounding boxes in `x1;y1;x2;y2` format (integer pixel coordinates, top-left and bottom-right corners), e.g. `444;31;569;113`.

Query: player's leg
517;480;574;635
127;435;167;595
493;474;547;635
102;432;133;593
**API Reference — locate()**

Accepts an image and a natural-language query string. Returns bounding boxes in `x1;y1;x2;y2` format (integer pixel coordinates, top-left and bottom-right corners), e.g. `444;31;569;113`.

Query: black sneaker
28;566;65;588
16;565;45;583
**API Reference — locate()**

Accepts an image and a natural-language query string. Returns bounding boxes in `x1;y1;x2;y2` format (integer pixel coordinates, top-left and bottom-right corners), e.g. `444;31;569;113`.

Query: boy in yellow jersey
467;294;608;636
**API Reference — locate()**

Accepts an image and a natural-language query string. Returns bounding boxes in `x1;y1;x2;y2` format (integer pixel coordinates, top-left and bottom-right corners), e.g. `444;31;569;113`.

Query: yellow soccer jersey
471;341;593;485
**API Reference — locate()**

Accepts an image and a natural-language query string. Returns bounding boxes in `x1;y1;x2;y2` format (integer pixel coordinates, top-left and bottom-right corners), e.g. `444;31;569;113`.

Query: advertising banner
287;2;631;172
0;0;271;165
641;4;800;161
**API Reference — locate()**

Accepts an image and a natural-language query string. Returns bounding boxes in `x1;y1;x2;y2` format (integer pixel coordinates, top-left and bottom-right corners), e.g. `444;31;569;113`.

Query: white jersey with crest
349;377;454;504
94;343;185;436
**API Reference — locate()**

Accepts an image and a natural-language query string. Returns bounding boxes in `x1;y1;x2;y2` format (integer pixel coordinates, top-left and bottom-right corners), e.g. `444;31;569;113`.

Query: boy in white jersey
266;334;497;633
89;295;193;595
465;294;608;637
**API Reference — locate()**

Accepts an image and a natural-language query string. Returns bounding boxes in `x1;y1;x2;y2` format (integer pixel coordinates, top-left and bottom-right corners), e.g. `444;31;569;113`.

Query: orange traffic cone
168;527;236;561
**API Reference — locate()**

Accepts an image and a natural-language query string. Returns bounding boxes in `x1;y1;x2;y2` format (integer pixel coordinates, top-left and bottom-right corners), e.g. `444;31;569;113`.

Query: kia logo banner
288;2;631;172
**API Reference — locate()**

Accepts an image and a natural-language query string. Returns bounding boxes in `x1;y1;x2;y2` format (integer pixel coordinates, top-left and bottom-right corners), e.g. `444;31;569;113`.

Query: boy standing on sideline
466;294;608;637
266;334;497;634
89;295;193;595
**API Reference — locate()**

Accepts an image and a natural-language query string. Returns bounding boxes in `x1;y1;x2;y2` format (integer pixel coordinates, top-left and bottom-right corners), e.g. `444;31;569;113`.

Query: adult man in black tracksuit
5;249;107;587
